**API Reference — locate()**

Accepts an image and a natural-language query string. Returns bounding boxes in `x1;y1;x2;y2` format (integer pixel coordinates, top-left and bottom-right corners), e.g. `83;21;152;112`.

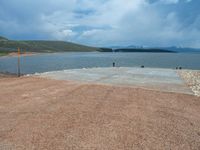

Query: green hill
0;36;9;41
0;36;100;54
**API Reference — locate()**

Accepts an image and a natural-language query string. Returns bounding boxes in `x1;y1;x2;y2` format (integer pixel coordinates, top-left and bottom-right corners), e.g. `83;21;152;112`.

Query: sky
0;0;200;47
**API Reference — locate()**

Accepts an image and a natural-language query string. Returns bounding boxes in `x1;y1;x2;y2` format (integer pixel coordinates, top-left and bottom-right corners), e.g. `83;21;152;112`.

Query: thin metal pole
18;48;20;77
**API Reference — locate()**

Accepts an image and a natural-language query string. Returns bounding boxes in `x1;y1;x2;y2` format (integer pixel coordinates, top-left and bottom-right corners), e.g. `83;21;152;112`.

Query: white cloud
186;0;192;3
82;29;101;37
158;0;192;4
0;0;199;47
159;0;179;4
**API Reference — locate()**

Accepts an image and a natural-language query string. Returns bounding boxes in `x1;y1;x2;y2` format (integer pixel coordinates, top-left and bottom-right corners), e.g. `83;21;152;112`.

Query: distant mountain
109;45;144;49
108;45;200;53
0;36;100;53
164;46;200;53
114;48;175;53
109;46;124;49
102;45;175;53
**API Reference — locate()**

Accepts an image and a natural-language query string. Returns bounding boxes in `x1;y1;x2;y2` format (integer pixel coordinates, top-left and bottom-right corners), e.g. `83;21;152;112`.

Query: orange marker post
18;48;20;77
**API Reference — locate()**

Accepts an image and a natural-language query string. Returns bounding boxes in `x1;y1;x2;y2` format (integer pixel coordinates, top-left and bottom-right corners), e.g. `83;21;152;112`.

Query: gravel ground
0;77;200;149
0;73;17;78
179;70;200;97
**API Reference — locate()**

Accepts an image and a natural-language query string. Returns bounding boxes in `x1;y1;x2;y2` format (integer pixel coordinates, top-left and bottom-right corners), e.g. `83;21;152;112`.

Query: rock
179;70;200;97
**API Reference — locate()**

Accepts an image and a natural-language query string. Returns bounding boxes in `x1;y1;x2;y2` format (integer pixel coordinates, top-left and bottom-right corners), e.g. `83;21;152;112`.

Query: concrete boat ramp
36;67;193;95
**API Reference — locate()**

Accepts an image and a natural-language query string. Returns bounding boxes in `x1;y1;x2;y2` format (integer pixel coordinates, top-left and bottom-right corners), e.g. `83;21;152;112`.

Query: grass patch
0;51;9;56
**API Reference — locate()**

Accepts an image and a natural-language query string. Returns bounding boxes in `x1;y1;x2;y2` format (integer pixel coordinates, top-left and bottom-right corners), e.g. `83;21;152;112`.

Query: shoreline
0;72;17;78
0;52;39;58
1;67;199;96
0;51;98;58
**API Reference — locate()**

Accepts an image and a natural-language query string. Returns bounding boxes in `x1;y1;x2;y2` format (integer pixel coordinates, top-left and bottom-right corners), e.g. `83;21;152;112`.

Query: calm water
0;52;200;74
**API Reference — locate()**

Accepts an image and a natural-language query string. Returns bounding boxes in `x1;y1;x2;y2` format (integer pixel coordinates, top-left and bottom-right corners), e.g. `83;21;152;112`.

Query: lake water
0;52;200;74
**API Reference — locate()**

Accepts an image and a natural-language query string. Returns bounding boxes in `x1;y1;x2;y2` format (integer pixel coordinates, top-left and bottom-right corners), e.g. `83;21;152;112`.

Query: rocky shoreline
179;70;200;97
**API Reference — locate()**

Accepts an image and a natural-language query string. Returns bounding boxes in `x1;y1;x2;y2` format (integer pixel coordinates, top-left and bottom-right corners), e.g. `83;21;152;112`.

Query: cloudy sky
0;0;199;47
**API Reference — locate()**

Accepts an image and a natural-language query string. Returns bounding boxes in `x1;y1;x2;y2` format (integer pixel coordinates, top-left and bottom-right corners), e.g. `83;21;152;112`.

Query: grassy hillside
0;36;100;53
0;36;9;41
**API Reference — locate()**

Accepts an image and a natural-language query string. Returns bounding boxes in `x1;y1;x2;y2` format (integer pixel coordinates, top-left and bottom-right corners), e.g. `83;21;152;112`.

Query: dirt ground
0;76;200;150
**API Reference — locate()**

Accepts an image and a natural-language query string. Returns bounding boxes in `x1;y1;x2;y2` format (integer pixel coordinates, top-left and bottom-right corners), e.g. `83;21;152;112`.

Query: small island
99;48;176;53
